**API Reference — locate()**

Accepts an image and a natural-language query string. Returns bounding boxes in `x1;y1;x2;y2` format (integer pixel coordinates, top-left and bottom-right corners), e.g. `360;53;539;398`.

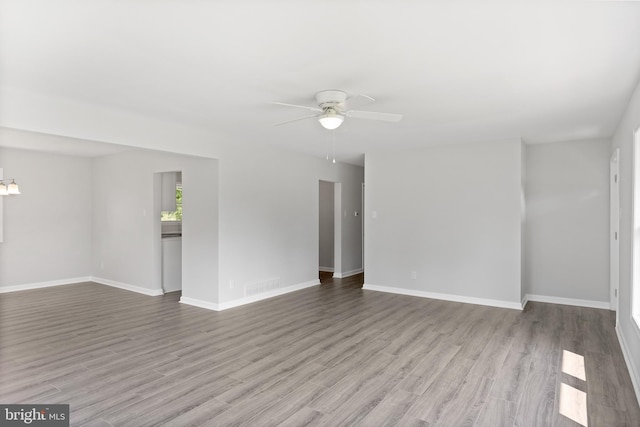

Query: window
161;184;182;222
633;127;640;330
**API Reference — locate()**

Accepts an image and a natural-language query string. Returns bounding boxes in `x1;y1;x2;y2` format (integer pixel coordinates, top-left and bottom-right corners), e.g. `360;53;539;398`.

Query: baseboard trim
616;326;640;407
180;296;221;311
524;294;610;310
319;266;335;273
92;277;164;296
362;283;523;310
220;279;320;310
0;276;93;293
333;268;364;279
181;279;321;312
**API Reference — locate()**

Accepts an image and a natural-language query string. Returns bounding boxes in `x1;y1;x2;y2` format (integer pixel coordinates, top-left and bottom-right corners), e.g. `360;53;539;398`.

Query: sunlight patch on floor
562;349;586;381
559;382;588;426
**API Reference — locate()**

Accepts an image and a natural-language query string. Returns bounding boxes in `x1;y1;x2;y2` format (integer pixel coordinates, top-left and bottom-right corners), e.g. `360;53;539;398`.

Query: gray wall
215;141;364;303
319;180;334;271
364;139;523;306
524;139;610;302
92;149;219;302
611;78;640;402
0;147;92;288
336;163;365;276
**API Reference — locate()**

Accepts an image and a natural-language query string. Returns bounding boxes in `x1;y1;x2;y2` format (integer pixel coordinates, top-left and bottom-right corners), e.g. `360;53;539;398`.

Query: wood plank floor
1;273;639;426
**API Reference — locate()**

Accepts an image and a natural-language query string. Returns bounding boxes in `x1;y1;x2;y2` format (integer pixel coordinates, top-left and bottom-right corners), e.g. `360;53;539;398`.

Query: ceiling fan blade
273;114;319;126
343;94;375;110
273;102;322;112
346;110;403;122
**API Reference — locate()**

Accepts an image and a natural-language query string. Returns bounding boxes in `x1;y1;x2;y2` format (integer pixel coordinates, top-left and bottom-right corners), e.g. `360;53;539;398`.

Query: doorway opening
155;171;183;294
318;176;365;284
319;180;342;279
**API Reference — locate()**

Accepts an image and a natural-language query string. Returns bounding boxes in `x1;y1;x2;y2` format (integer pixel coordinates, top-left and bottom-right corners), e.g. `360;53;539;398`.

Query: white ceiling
1;1;639;165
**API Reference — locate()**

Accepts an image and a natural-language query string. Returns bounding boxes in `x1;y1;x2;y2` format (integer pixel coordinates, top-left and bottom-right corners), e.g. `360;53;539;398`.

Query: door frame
611;148;620;313
318;180;342;276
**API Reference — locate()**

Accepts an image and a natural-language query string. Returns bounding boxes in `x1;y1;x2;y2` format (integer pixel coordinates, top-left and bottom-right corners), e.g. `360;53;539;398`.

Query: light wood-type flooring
1;273;639;426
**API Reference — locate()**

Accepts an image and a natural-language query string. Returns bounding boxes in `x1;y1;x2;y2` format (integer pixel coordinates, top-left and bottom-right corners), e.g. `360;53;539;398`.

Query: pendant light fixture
0;179;21;196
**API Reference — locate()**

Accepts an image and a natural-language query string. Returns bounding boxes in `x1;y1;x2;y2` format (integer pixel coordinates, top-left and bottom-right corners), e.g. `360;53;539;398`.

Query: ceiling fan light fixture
318;112;344;130
274;90;401;129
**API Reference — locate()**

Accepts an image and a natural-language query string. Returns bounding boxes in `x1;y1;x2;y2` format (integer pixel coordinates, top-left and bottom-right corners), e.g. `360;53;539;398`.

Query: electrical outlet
411;271;417;279
229;280;235;289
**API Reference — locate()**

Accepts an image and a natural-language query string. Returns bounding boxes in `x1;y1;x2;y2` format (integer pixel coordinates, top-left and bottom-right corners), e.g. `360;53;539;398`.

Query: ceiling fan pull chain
332;130;336;164
326;130;330;161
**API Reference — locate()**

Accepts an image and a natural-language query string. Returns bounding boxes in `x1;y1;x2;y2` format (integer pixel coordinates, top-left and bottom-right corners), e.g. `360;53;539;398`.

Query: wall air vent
244;278;282;297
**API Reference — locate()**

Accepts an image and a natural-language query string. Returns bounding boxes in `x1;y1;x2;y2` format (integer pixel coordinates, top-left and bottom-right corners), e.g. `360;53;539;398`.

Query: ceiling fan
274;90;403;130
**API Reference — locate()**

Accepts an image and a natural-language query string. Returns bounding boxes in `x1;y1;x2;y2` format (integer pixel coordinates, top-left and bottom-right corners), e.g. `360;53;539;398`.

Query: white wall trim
179;296;221;311
92;276;164;296
181;279;320;312
319;266;335;273
524;293;610;310
616;326;640;407
333;268;363;279
0;276;93;293
634;315;640;343
219;279;320;310
0;167;3;244
363;283;523;310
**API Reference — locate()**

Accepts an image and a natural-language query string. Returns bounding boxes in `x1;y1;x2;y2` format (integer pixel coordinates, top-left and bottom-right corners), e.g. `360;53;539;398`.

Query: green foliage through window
161;186;182;221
